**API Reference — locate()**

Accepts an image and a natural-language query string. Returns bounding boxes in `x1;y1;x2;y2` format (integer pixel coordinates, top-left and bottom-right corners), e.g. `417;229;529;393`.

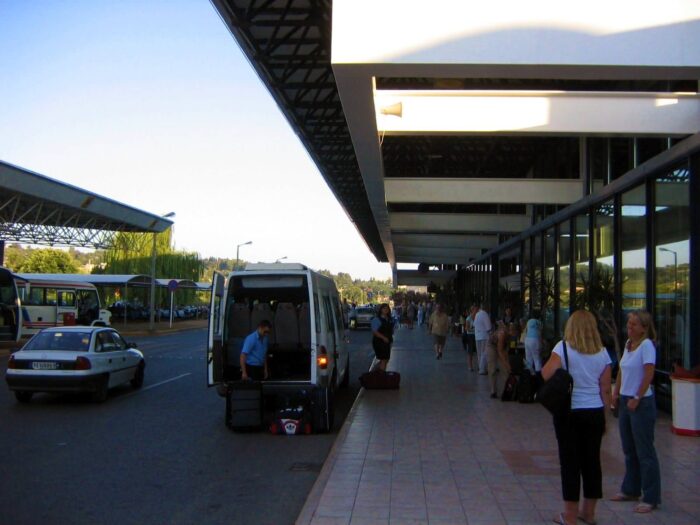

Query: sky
0;1;393;280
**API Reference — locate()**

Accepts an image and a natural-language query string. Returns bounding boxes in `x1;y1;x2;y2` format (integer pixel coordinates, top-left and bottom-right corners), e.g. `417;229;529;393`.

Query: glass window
313;294;321;334
654;165;690;371
522;239;531;318
45;288;57;306
558;222;571;336
593;200;616;352
544;228;556;343
574;213;590;308
621;185;647;315
58;291;76;307
531;233;543;315
27;288;43;306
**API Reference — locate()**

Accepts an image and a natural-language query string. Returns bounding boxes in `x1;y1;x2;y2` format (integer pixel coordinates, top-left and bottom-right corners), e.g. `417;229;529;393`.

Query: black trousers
553;408;606;501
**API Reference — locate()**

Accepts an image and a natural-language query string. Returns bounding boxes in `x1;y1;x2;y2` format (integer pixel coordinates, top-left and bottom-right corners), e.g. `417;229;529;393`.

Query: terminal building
212;0;700;408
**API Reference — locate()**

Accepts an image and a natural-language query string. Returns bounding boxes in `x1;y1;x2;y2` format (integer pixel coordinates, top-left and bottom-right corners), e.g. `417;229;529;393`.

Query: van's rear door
207;271;226;387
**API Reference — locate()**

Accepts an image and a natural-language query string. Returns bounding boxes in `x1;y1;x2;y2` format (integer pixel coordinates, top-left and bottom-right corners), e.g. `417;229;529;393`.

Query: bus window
27;288;43;305
45;288;57;306
58;291;76;307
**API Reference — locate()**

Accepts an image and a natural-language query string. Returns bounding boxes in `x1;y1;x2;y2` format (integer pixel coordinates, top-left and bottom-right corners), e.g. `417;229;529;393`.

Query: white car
5;326;145;403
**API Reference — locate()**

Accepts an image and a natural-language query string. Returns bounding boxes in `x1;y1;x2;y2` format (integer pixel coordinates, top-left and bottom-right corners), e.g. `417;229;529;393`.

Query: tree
16;249;79;273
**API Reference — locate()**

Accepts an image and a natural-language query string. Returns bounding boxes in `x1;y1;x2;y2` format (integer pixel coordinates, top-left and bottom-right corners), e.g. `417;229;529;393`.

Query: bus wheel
340;357;350;388
311;386;335;433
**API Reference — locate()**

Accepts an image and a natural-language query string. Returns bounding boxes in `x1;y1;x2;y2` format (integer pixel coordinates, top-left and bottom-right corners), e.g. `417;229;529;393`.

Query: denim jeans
618;395;661;506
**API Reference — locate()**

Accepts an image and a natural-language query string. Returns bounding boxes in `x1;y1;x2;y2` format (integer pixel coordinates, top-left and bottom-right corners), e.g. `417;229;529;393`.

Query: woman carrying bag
540;310;612;525
609;310;661;513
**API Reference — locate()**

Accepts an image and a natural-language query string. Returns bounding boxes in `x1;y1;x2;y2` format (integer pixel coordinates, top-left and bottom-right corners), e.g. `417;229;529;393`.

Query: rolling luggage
226;380;263;431
270;406;312;435
359;369;401;390
501;373;519;401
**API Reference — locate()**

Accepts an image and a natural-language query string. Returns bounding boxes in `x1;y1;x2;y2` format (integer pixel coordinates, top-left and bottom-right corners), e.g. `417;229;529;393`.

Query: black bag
517;369;536;403
359;369;400;390
270;407;312;435
501;373;519;401
226;380;263;431
536;341;573;416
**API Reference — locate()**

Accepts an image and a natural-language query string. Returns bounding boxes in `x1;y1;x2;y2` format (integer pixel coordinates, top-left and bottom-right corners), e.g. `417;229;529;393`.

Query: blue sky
0;1;392;280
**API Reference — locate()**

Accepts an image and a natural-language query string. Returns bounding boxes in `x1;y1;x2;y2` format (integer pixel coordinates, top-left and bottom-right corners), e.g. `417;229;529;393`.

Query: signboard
167;279;178;292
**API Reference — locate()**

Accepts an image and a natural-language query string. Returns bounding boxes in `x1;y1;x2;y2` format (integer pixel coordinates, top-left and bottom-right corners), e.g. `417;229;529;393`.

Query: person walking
524;313;543;372
371;303;394;372
541;310;612;525
463;305;477;371
610;310;661;514
474;304;492;374
429;303;450;360
417;302;425;326
486;321;508;398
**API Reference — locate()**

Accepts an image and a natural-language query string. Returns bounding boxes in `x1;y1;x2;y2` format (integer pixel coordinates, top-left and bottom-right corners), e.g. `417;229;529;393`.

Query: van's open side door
207;271;225;387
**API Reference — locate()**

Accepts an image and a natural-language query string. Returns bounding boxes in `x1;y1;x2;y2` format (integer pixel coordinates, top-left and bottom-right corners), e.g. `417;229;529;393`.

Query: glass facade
462;140;699;412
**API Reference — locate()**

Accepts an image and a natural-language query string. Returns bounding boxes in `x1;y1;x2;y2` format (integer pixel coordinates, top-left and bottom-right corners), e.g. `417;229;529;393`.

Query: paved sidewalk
298;326;700;525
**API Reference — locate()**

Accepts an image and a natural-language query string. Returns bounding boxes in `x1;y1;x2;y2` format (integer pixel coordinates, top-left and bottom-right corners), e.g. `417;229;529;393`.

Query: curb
295;386;365;525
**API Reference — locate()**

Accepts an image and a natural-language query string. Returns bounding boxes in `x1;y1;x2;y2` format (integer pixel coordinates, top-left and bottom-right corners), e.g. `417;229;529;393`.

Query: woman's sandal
577;515;597;525
609;492;638;502
633;503;656;513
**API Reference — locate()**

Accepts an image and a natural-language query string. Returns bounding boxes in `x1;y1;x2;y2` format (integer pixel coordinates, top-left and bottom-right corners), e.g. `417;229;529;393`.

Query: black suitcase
226;380;263;431
501;373;519;401
517;370;536;403
359;370;401;390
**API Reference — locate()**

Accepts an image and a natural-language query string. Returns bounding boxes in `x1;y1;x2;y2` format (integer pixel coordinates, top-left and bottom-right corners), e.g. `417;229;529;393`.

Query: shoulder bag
536;341;573;417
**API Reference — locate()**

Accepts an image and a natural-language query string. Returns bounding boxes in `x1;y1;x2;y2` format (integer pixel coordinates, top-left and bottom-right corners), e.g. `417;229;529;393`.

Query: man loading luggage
240;319;271;381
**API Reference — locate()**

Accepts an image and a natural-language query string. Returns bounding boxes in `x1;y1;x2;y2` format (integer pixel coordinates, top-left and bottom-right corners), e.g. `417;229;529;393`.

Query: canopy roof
0;160;174;249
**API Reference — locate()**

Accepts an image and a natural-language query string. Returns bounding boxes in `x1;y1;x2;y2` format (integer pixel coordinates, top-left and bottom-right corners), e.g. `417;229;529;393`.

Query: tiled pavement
297;326;700;525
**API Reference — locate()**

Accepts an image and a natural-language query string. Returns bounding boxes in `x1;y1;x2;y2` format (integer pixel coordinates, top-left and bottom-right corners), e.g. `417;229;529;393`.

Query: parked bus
0;267;22;341
15;274;111;335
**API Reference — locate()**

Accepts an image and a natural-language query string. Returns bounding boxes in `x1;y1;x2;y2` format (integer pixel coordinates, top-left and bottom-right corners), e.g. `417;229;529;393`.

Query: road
0;328;374;525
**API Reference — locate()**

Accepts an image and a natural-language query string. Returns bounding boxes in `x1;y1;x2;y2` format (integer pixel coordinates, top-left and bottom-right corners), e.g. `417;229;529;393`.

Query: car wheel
14;391;33;403
130;361;145;389
92;375;109;403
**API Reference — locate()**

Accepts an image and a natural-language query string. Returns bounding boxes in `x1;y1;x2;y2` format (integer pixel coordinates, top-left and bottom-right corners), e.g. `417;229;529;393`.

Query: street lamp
275;256;288;263
659;247;678;299
236;241;252;271
149;212;176;332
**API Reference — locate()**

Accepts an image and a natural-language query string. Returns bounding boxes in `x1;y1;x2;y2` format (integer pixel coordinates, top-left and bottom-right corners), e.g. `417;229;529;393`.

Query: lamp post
275;256;288;263
659;247;678;300
149;212;176;332
236;241;252;271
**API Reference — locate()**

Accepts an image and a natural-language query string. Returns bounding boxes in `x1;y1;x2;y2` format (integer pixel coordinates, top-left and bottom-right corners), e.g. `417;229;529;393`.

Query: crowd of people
366;300;662;524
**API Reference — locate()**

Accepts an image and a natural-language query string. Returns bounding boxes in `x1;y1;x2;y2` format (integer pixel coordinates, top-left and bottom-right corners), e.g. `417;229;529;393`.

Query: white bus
0;267;22;341
15;274;111;335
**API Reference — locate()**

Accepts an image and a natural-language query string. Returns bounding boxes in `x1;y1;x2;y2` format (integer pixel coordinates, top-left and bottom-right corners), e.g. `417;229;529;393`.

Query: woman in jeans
541;310;612;525
610;310;661;513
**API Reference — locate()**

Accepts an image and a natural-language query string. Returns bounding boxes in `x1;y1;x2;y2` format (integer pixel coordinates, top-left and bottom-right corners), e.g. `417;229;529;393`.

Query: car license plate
32;362;58;370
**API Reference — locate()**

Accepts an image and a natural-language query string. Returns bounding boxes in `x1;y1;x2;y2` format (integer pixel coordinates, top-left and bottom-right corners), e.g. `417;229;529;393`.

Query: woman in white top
541;310;612;525
610;310;661;513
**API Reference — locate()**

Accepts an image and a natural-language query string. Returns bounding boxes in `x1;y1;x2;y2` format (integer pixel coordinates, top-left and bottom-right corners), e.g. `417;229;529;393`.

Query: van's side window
331;298;343;332
313;294;321;333
322;296;334;332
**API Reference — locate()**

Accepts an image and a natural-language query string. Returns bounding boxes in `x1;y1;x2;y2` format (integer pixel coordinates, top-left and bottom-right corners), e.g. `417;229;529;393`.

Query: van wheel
340;357;350;388
15;391;33;403
311;387;335;433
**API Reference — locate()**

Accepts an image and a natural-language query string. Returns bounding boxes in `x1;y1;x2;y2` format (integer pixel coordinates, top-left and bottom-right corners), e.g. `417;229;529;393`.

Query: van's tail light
75;356;92;370
7;355;16;369
317;346;328;369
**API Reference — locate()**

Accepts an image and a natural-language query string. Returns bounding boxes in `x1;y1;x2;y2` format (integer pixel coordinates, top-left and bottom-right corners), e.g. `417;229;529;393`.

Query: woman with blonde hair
541;310;612;525
610;310;661;513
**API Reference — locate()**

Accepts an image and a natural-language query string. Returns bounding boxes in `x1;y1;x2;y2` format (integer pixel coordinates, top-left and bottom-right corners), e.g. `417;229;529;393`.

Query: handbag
536;341;573;416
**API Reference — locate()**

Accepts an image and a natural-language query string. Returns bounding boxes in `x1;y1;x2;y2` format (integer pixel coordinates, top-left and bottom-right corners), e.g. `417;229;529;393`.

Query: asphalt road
0;328;374;525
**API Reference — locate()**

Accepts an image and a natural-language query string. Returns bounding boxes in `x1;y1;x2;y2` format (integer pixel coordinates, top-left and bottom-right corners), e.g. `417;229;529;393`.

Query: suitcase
517;369;536;403
226;380;263;431
508;348;525;375
501;373;519;401
359;370;401;390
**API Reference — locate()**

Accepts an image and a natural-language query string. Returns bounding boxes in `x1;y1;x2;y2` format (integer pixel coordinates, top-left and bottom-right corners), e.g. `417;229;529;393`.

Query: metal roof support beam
385;178;598;205
390;212;532;233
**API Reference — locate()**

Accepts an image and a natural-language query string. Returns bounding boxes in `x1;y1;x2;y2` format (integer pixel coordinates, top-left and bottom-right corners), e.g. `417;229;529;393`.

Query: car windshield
22;331;91;352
